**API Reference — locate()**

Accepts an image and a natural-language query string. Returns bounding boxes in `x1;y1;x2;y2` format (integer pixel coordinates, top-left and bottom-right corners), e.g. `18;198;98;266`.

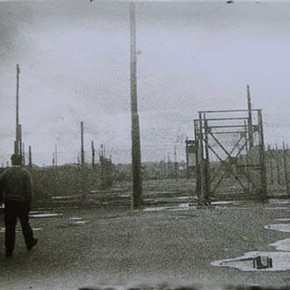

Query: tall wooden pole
276;143;281;185
15;64;20;156
130;2;143;209
283;142;290;196
258;109;267;199
80;121;85;166
247;85;254;150
18;124;22;158
28;145;32;167
91;140;95;168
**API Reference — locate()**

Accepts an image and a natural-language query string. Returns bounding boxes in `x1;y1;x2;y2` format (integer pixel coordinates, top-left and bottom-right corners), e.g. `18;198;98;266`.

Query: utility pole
80;121;85;166
276;143;281;185
99;144;105;189
18;124;22;157
130;2;143;209
15;64;21;157
283;141;290;196
247;85;254;150
91;140;95;168
258;110;267;199
28;145;32;167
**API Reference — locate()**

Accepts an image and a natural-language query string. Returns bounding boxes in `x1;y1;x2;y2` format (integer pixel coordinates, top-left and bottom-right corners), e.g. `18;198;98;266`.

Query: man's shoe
27;238;38;251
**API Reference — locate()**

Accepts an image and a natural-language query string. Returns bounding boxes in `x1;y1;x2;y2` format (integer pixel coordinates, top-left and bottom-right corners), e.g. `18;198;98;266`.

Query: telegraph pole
247;85;254;150
91;140;95;168
80;121;85;166
130;2;143;209
28;145;32;167
15;64;21;156
18;124;22;157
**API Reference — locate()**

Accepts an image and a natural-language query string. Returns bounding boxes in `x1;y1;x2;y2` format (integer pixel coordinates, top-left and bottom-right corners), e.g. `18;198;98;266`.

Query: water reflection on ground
212;199;290;272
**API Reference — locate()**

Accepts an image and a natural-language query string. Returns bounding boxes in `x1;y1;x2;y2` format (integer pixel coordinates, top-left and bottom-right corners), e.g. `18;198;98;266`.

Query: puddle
69;216;88;225
213;220;290;272
212;251;290;271
264;224;290;233
0;227;42;233
29;213;63;218
276;218;290;222
211;201;237;206
270;238;290;251
69;217;83;221
268;199;290;205
264;207;288;210
143;203;191;212
169;203;191;211
52;195;80;200
143;207;169;212
70;220;88;225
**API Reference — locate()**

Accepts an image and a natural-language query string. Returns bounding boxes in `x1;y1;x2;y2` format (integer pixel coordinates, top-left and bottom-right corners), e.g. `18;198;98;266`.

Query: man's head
11;154;22;166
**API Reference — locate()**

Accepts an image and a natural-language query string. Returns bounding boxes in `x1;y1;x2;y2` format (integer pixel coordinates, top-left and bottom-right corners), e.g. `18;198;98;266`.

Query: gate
194;109;267;204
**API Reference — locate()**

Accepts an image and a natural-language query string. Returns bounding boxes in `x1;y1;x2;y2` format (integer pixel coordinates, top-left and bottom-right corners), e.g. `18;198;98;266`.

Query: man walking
0;154;37;258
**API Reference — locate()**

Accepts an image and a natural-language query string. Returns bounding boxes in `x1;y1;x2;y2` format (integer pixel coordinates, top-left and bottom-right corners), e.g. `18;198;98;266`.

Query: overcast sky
0;0;290;166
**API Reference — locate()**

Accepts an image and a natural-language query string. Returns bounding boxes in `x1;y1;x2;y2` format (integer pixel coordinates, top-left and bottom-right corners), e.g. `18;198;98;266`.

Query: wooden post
130;2;142;209
80;121;85;166
247;85;254;150
198;112;205;204
204;116;210;202
28;145;32;167
91;140;95;168
258;110;267;200
15;65;20;155
186;137;189;180
244;120;251;191
276;143;281;185
99;144;105;189
18;124;22;161
268;145;274;185
194;120;201;197
283;142;290;196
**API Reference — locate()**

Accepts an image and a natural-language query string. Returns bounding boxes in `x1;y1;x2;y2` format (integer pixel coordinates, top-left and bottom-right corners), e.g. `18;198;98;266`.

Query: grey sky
0;1;290;166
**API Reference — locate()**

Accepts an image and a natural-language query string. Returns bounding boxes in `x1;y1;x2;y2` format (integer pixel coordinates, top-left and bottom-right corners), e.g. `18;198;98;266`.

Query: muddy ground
1;199;290;290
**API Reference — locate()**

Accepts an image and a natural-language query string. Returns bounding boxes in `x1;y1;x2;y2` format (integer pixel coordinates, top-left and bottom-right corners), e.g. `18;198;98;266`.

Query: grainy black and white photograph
1;0;290;289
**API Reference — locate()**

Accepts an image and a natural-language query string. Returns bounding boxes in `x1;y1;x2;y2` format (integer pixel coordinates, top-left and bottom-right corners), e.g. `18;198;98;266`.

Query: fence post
276;143;281;186
283;142;290;196
258;110;267;200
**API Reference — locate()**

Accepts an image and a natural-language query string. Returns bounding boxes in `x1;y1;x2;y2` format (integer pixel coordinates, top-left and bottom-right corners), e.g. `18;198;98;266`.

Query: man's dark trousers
4;200;35;255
